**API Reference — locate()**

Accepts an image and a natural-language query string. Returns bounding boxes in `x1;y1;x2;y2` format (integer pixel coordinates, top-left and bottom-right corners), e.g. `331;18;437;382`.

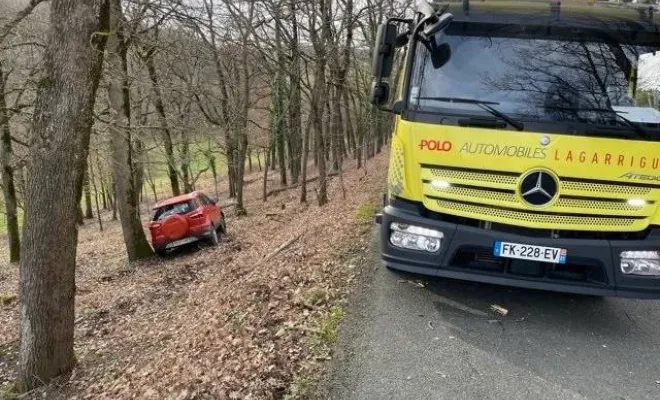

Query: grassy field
140;147;264;201
0;146;265;235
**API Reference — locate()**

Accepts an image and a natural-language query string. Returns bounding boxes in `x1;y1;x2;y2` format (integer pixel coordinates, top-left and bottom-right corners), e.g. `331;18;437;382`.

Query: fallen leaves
0;151;389;399
398;279;426;288
489;304;509;316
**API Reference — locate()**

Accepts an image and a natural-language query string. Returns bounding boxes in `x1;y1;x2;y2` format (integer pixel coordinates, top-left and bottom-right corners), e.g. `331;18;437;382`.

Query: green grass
138;144;264;199
314;305;345;345
305;288;327;307
354;202;379;226
283;374;316;400
283;305;346;399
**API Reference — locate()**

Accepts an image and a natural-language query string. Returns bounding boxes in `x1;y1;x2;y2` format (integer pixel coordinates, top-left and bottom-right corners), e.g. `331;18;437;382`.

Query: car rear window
153;200;197;221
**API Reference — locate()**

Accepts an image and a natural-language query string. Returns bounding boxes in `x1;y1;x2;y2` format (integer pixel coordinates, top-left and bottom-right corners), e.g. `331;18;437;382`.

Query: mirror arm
377;100;403;115
386;17;413;25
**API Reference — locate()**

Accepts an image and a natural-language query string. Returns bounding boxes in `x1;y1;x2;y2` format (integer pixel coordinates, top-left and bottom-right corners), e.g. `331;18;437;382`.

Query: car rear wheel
208;227;220;246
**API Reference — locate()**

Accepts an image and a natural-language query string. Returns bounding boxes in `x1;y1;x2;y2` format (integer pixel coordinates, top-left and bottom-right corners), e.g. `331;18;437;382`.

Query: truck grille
421;165;660;232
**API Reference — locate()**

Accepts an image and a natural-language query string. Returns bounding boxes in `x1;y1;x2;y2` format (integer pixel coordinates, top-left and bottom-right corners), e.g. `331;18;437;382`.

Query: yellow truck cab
372;1;660;297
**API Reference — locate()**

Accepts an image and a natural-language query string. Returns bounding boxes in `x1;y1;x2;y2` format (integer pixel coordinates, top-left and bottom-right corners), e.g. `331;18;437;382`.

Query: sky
640;51;660;90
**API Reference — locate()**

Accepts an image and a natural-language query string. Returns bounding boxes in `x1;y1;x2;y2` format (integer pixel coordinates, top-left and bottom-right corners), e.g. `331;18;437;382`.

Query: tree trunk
98;155;108;209
270;144;276;171
76;166;85;226
299;119;311;203
234;132;248;215
375;108;383;154
106;0;152;261
287;0;302;184
83;168;93;219
226;141;237;198
314;95;328;206
89;153;103;232
209;155;219;199
110;182;117;220
313;0;332;206
351;88;363;168
145;55;180;196
0;62;20;263
19;0;109;390
344;88;356;156
181;133;192;193
232;3;254;217
270;75;287;186
263;145;270;202
132;137;145;206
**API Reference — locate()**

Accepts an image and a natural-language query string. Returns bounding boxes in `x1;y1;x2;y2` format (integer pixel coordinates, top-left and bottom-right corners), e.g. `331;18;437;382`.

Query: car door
201;194;220;225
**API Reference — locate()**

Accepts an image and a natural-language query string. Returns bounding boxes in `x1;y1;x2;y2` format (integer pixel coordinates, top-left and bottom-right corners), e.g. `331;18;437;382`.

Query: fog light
390;223;443;253
431;180;451;190
627;198;647;207
620;251;660;276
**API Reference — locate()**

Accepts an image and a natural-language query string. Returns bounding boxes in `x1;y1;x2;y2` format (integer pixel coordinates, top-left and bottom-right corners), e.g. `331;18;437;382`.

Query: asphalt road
324;228;660;400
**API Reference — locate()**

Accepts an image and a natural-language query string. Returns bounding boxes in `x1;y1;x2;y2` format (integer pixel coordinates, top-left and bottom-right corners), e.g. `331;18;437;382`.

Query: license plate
166;237;197;249
493;241;567;264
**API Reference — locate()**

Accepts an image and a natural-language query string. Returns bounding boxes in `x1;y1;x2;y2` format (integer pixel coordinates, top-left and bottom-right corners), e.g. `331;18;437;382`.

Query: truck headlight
620;251;660;276
389;223;443;253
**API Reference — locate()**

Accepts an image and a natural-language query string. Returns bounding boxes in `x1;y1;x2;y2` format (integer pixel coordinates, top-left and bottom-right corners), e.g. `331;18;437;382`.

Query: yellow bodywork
388;119;660;232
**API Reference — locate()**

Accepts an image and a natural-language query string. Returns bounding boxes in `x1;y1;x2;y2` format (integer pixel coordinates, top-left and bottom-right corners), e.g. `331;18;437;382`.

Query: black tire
155;248;168;257
208;227;220;246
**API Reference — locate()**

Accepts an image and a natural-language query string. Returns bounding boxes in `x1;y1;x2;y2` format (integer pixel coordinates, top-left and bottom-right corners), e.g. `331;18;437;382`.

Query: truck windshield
409;22;660;137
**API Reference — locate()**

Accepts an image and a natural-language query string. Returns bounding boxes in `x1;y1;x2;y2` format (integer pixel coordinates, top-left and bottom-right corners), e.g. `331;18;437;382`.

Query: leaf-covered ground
0;151;388;399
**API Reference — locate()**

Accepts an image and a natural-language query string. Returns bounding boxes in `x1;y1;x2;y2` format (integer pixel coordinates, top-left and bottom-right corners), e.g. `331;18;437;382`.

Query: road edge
312;227;382;399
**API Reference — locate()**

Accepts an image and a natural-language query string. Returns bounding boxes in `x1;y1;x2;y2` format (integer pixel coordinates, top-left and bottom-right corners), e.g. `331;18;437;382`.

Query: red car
149;191;226;256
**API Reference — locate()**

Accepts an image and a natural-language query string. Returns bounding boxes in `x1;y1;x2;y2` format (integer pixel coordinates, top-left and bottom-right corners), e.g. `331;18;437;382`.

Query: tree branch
0;0;46;45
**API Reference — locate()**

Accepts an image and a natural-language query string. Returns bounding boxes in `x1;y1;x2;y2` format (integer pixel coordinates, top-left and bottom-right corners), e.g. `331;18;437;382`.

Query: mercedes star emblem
519;170;559;207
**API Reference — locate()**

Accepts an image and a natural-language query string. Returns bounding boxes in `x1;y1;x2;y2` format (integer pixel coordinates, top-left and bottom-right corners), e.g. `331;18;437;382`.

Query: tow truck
372;0;660;298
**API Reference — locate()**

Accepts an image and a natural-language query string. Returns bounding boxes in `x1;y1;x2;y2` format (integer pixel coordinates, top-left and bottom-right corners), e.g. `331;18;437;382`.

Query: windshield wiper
543;106;650;139
417;97;525;131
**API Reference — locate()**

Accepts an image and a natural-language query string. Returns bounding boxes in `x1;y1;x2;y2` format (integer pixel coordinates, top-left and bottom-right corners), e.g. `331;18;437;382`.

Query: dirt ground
0;151;388;399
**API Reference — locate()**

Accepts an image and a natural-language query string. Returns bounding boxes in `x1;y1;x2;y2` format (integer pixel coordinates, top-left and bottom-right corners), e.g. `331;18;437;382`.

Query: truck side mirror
371;81;390;106
371;23;397;107
372;23;397;79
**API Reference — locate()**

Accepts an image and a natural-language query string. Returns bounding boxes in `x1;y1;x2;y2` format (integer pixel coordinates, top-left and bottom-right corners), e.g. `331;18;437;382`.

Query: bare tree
0;62;20;262
106;0;153;261
19;0;109;390
0;0;46;263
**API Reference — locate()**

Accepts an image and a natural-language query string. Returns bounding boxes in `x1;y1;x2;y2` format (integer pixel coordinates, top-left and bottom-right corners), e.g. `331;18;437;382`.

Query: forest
0;0;413;397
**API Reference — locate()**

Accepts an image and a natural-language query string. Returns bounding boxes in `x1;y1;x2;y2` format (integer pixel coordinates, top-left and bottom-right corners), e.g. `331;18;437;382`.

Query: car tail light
189;212;205;220
150;223;163;235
